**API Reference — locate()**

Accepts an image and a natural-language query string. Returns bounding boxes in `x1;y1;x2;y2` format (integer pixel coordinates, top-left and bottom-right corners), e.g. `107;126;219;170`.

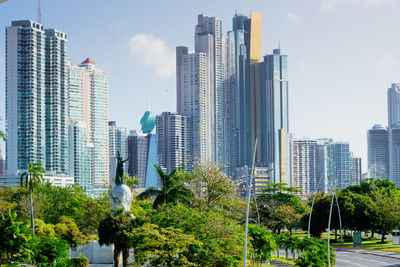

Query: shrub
69;256;89;267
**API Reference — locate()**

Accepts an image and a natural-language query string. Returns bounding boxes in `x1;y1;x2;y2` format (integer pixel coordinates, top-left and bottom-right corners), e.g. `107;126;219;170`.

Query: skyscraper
388;83;400;128
68;58;109;192
68;121;92;191
389;125;400;186
127;130;148;188
325;141;351;190
156;112;191;173
176;51;212;162
367;124;389;179
292;138;321;195
350;155;362;185
6;20;69;176
108;121;128;179
195;15;224;164
260;49;290;184
0;155;5;176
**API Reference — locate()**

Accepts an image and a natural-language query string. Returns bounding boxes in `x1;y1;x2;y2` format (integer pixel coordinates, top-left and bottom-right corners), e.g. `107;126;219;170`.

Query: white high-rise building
177;51;212;162
292;138;321;195
68;58;109;193
156;112;191;173
195;15;224;164
6;20;69;176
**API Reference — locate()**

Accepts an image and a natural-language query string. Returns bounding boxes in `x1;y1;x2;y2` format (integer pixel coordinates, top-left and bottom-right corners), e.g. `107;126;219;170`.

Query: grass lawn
291;231;400;253
248;256;296;266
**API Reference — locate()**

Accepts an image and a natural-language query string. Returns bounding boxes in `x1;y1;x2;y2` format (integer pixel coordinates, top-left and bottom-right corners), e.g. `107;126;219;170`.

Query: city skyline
3;1;400;171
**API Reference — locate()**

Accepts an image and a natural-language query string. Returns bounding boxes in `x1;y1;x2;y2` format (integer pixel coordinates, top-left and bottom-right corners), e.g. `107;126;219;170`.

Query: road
336;249;400;267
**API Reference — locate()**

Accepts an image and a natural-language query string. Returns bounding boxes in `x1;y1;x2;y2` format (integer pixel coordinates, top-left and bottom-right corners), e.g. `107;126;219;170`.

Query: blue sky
1;0;400;171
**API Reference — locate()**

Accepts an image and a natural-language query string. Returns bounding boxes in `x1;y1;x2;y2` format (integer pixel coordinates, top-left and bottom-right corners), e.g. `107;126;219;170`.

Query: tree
0;210;33;265
98;208;137;267
151;204;244;266
367;187;400;243
31;236;69;265
54;216;89;248
130;223;201;266
248;224;276;264
138;165;193;209
20;162;45;234
183;162;237;211
255;184;305;234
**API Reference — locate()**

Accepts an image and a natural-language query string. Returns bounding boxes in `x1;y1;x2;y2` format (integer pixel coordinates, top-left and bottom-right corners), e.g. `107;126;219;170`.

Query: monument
110;151;132;212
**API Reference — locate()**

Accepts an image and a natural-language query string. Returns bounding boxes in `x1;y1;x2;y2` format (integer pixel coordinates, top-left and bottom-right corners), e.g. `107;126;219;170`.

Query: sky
1;0;400;171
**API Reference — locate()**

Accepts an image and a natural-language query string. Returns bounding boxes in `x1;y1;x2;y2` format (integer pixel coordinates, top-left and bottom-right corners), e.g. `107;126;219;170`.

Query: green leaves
0;210;33;265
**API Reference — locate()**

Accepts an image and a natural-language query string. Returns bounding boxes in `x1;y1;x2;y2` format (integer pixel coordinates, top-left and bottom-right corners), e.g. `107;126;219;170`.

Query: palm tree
20;162;45;234
98;208;136;267
138;165;193;209
0;130;6;155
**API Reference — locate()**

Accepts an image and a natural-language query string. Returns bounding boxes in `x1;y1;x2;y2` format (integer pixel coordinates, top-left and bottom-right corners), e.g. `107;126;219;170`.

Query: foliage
182;161;238;212
124;173;140;190
255;182;305;234
69;256;89;267
151;204;244;266
38;183;110;235
31;236;69;265
294;237;335;267
138;165;194;209
248;224;276;263
98;208;137;267
54;216;89;248
20;162;46;233
367;186;400;243
0;210;33;265
130;223;201;266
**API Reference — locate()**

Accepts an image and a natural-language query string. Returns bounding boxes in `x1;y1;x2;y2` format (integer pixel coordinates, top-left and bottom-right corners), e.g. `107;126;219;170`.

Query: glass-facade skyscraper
108;121;128;180
6;20;69;176
367;124;389;179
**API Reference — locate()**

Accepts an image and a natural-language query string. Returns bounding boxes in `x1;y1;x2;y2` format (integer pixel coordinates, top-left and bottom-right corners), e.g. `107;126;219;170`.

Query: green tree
255;184;305;234
0;210;33;265
130;223;201;266
31;236;69;265
138;165;193;209
98;208;137;267
55;216;89;248
183;161;237;212
367;187;400;243
20;162;45;234
248;224;276;264
151;204;244;266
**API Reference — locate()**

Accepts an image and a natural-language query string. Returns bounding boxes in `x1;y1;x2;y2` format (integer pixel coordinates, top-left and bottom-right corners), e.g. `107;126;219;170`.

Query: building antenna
37;0;42;23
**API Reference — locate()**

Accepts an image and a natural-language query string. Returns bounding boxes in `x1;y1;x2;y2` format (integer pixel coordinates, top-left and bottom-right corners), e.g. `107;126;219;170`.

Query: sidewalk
334;246;400;260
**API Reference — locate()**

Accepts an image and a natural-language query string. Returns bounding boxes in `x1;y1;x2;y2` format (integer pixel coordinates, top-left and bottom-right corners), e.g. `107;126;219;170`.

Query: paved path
336;248;400;267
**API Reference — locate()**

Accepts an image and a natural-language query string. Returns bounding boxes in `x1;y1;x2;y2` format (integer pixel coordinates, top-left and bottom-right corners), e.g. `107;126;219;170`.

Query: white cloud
287;12;302;24
127;34;175;79
376;53;398;68
321;0;389;10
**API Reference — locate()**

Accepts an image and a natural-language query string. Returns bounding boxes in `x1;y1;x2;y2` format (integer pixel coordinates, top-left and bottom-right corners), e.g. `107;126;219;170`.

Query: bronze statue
115;151;129;185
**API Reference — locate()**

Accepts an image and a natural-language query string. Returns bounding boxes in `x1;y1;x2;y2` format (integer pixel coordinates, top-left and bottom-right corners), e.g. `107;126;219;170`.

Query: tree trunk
114;248;120;267
29;186;35;235
335;229;337;242
122;248;129;267
381;233;385;243
371;231;375;238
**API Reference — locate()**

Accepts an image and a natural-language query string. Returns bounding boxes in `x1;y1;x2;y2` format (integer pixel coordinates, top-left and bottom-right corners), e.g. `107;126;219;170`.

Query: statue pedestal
110;184;133;212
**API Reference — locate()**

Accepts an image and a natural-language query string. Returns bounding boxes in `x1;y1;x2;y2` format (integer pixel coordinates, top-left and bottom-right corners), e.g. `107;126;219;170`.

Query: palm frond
137;187;161;200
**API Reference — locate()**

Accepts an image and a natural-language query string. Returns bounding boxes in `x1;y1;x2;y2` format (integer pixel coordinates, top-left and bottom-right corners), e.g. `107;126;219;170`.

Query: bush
295;237;335;267
69;256;89;267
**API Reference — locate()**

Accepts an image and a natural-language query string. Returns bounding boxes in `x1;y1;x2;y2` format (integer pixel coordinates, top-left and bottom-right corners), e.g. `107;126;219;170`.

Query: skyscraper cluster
5;20;109;193
367;83;400;186
292;138;361;195
176;12;290;184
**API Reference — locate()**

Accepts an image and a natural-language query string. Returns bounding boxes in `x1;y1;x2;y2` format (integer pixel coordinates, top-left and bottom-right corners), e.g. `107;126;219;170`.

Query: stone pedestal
110;184;133;212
